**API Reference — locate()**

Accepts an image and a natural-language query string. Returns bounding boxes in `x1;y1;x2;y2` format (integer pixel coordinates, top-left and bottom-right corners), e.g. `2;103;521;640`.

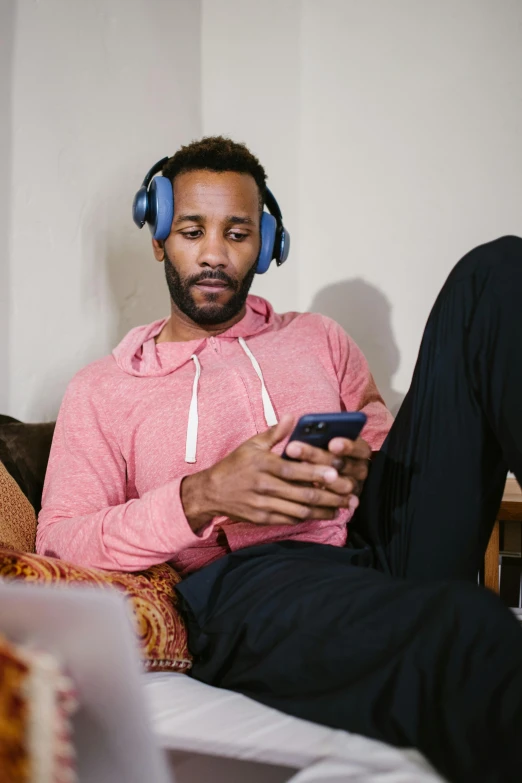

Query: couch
0;415;443;782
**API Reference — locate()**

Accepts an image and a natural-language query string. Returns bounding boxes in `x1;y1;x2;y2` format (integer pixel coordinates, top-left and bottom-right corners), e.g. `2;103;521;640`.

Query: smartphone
282;412;367;459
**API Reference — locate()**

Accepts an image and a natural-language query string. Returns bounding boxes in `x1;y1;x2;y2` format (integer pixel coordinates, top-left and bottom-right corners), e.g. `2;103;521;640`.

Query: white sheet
287;758;444;783
143;672;443;782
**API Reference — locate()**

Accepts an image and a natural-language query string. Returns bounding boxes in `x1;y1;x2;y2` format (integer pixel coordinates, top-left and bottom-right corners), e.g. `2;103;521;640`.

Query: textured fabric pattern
0;634;79;783
0;634;30;782
37;295;393;574
24;647;78;783
0;549;191;672
0;461;37;553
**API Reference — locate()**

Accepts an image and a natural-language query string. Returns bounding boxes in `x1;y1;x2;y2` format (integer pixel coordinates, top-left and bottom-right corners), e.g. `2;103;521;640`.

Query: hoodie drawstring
238;337;278;427
185;355;201;463
184;339;278;464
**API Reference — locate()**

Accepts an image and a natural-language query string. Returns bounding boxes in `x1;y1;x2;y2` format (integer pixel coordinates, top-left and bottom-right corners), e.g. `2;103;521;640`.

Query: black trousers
176;236;522;783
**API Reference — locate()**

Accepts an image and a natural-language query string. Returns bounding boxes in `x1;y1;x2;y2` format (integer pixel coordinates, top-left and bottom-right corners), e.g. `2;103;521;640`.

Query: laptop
0;582;171;783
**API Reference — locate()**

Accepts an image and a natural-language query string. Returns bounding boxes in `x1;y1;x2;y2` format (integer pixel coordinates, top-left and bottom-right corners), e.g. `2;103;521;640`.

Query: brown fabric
0;634;30;783
0;634;79;783
0;548;192;673
0;416;21;425
0;462;37;553
0;421;55;513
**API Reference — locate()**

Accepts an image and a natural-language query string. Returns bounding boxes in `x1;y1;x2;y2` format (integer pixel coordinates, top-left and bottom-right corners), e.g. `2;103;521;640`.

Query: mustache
187;270;239;291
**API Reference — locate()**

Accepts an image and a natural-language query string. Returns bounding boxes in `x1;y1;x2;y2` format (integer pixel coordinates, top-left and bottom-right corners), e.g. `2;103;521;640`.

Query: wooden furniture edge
485;478;522;594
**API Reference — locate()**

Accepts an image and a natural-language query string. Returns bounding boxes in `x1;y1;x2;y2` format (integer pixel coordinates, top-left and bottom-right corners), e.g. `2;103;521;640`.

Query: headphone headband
264;188;283;224
141;156;170;189
132;157;290;274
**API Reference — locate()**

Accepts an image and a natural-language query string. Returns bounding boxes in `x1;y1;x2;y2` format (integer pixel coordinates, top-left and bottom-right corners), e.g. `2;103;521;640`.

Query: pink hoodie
37;296;393;575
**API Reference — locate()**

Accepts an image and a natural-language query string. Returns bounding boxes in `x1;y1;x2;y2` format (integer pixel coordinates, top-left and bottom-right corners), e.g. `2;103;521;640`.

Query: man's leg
178;237;522;783
354;235;522;580
178;541;522;783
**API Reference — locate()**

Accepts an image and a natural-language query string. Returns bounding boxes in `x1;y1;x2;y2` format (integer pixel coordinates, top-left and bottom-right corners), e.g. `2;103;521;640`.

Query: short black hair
162;136;267;210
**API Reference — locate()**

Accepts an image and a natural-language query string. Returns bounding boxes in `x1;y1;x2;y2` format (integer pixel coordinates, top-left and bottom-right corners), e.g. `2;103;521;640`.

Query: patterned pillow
0;461;37;553
0;548;192;673
0;633;78;783
0;632;30;781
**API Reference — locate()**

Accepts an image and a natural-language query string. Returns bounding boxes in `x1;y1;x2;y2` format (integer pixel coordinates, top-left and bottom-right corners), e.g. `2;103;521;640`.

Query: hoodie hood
112;296;279;463
112;295;276;378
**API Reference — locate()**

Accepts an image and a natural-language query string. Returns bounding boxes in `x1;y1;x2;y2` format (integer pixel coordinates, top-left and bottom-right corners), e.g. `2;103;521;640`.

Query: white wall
0;1;15;414
202;0;302;315
7;0;201;421
5;0;522;420
202;0;522;412
299;0;522;408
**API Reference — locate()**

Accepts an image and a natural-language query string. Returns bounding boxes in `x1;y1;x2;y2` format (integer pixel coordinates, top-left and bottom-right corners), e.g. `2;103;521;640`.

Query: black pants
176;237;522;783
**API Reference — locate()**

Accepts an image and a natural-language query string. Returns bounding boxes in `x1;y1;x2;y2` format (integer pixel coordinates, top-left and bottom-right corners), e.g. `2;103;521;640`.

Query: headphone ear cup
278;228;290;264
132;185;149;228
256;212;277;274
148;176;174;240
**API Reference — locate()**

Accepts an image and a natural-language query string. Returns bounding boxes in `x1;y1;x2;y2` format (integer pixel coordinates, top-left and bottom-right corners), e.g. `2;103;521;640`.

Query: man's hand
181;415;355;534
284;433;371;501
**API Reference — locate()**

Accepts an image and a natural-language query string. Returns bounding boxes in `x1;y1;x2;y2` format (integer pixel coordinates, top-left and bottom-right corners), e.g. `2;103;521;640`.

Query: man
37;136;522;783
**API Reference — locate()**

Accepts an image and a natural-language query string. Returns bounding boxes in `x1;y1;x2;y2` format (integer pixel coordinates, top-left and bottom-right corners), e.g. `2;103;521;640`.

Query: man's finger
282;438;370;486
253;414;295;451
259;475;353;508
253;496;339;523
284;439;340;466
340;459;369;482
328;436;371;460
271;454;342;486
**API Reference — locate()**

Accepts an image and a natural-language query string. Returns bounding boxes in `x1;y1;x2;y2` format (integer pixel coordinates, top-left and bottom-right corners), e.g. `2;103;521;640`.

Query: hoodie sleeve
36;371;215;571
321;316;394;450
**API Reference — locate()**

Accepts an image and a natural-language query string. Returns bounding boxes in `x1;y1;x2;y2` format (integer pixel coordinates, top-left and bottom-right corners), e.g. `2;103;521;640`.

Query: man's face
153;170;261;326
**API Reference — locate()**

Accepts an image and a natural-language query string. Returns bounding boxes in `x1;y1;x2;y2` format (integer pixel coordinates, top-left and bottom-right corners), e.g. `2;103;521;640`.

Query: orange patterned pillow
0;548;192;673
0;633;78;783
0;633;30;782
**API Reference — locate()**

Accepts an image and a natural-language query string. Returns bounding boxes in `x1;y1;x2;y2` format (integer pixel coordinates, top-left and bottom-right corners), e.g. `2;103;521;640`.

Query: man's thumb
254;414;294;451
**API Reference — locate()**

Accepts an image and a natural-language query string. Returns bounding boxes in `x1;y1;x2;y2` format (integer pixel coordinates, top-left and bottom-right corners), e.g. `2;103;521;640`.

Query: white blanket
143;672;444;782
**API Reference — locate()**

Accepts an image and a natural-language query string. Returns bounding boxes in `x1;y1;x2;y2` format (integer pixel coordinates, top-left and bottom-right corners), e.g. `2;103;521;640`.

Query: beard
163;249;258;326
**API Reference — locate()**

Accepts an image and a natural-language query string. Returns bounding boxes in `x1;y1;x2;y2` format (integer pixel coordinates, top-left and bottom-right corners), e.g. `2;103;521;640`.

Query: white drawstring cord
184;340;278;464
185;354;201;463
238;337;278;427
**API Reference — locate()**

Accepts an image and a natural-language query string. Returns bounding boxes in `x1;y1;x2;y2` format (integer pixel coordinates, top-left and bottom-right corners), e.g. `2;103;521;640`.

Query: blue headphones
132;157;290;274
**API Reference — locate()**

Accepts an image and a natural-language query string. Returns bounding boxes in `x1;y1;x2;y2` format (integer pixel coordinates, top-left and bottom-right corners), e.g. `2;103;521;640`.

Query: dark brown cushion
0;421;55;513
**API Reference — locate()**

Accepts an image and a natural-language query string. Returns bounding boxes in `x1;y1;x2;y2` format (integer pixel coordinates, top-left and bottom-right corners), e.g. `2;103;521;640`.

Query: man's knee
455;235;522;279
443;581;519;639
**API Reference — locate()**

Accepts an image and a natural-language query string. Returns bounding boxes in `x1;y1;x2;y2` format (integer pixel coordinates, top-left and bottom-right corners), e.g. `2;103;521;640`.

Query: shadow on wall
105;227;169;346
310;279;405;416
0;0;15;413
104;213;169;348
79;168;170;365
